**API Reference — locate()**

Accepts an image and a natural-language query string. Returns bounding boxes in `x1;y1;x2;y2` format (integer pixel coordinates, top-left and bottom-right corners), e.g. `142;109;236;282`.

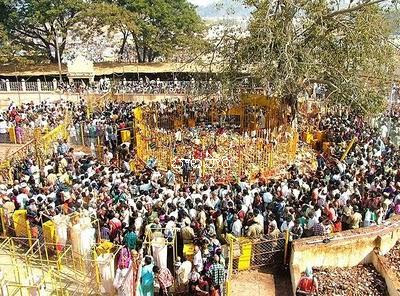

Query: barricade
0;118;71;184
0;209;124;296
228;234;288;273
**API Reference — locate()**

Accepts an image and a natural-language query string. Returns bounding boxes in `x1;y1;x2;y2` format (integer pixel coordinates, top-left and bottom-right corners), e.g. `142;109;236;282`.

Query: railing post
37;79;41;92
0;208;7;236
5;79;10;92
53;78;58;90
284;229;290;264
8;127;16;144
21;79;26;92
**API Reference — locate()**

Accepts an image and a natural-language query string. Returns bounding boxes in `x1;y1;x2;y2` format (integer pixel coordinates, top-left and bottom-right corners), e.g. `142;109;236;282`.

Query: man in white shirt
231;215;242;237
193;246;203;272
16;188;29;209
0;118;8;142
263;190;273;206
254;209;264;231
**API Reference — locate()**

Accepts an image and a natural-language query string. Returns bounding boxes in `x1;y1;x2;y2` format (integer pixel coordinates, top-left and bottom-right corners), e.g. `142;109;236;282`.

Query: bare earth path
231;269;292;296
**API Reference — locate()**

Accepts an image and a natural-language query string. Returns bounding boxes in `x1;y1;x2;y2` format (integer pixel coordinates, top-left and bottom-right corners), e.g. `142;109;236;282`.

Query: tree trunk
284;93;298;123
143;46;148;63
46;45;56;63
147;49;152;62
119;32;128;57
132;33;142;63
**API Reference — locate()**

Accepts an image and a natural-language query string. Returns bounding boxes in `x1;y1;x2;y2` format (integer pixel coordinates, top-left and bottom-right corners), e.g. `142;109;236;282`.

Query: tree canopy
0;0;86;63
213;0;399;115
119;0;205;62
0;0;204;64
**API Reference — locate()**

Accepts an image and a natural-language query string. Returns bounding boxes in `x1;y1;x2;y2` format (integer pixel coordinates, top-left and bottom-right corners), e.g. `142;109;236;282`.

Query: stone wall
0;92;185;110
0;92;81;109
290;215;400;295
372;250;400;296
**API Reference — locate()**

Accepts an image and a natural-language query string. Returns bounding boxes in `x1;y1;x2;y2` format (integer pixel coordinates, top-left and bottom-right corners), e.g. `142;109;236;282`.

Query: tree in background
0;0;86;63
79;1;138;60
119;0;205;63
213;0;399;115
0;0;204;64
0;24;26;64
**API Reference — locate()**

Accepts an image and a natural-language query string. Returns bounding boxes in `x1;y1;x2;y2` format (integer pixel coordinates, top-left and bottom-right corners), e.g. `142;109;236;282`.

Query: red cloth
298;277;316;293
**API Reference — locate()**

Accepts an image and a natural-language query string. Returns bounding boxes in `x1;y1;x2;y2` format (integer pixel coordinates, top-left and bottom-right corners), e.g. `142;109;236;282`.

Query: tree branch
327;0;386;18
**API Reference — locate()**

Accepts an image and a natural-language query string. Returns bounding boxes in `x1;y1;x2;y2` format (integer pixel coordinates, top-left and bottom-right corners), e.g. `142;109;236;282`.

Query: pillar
53;79;58;90
5;79;10;92
21;79;26;92
37;79;41;92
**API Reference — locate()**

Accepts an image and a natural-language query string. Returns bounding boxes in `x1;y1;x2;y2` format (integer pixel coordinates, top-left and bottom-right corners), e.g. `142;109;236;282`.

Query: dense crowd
0;99;399;296
0;101;69;143
57;78;222;96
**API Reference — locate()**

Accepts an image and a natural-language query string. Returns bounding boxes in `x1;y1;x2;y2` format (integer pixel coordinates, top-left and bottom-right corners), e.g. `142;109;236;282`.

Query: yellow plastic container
237;239;252;271
305;132;314;144
12;210;29;237
183;243;195;257
121;130;131;142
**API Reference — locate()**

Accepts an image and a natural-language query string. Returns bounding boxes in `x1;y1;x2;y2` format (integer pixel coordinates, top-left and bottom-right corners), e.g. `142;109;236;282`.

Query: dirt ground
231;269;292;296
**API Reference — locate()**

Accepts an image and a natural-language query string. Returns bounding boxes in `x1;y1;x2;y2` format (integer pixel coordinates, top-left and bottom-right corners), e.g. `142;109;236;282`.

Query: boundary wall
290;215;400;295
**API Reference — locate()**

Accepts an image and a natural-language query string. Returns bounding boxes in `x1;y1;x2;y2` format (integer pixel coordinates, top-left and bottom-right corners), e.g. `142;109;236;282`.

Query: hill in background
195;0;251;20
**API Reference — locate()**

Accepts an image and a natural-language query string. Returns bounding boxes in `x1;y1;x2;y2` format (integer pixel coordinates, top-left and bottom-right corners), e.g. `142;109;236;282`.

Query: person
195;275;210;296
311;217;325;236
181;221;195;244
296;267;318;295
140;256;155;296
182;157;191;183
208;255;225;295
188;265;201;294
176;256;192;294
231;214;242;237
290;219;304;241
0;118;8;143
193;245;203;272
153;265;174;296
247;220;263;238
123;225;137;251
350;206;362;229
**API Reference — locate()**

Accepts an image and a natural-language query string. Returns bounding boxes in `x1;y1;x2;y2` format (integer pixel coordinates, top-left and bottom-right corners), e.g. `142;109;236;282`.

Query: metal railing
9;81;22;91
40;81;54;91
0;81;7;91
25;81;38;92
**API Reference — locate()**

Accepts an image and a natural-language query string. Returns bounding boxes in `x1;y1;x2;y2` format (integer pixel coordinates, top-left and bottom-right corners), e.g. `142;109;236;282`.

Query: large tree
214;0;399;115
0;0;86;63
120;0;205;63
80;2;138;59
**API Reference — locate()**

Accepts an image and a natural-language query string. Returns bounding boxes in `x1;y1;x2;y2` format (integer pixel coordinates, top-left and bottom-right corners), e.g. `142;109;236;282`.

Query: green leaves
0;0;204;64
0;0;87;63
122;0;204;62
215;0;397;115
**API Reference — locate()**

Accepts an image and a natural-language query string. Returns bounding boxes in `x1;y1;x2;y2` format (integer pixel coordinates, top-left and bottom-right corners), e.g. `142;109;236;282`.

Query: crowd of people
56;78;222;96
0;97;399;296
0;101;69;143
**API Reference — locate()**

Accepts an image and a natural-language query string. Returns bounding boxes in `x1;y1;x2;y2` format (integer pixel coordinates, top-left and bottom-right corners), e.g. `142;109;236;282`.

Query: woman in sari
140;256;155;296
